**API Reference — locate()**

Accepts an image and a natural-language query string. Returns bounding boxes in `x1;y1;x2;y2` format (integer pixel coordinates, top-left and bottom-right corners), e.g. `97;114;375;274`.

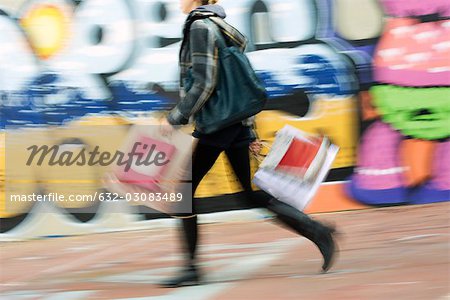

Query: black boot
267;199;338;272
160;216;201;288
160;264;201;288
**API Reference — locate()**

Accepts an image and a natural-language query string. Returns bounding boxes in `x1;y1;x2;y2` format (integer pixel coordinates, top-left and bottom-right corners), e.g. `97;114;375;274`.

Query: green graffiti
371;85;450;140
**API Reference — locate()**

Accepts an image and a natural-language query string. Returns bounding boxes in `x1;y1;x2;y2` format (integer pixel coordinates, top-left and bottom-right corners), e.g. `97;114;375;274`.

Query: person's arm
167;20;219;125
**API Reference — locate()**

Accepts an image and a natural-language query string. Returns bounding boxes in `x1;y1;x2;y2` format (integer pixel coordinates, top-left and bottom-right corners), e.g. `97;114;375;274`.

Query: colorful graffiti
347;0;450;205
1;0;375;129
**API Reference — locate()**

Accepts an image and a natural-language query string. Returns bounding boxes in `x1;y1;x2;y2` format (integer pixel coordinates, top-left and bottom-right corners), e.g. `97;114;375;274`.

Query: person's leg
265;199;337;272
224;145;270;207
182;143;223;266
225;145;337;272
162;143;223;287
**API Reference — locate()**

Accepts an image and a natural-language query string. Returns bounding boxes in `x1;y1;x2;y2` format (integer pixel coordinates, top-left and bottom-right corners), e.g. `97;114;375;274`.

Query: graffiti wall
0;0;448;236
346;0;450;205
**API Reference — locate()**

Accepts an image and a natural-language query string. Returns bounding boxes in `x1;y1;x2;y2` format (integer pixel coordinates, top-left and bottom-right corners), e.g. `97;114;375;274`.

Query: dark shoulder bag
185;18;267;134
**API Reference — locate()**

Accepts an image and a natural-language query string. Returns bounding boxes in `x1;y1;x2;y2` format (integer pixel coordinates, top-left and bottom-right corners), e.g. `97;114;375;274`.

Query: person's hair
201;0;219;4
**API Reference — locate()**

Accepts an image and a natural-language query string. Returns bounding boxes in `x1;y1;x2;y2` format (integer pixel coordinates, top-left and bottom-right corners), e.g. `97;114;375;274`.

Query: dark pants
190;143;271;214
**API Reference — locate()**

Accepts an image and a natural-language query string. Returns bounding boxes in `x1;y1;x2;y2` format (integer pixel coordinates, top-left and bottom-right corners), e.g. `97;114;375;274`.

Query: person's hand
159;117;175;137
249;140;262;156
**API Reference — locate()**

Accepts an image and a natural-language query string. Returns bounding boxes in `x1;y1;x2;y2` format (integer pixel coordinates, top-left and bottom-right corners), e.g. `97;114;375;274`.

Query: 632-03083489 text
9;192;184;202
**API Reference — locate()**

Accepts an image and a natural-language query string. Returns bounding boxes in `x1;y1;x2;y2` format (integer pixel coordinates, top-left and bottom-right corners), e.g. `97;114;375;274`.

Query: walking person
159;0;338;287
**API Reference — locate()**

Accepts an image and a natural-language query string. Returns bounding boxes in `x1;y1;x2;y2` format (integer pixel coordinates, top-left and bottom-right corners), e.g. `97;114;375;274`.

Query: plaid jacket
167;11;256;133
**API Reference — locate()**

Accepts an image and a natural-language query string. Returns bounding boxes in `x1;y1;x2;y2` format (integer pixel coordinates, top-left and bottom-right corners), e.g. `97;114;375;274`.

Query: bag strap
251;141;271;163
203;18;228;50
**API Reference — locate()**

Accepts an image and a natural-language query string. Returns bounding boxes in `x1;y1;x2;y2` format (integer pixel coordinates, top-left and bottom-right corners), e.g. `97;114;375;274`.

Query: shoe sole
161;280;201;288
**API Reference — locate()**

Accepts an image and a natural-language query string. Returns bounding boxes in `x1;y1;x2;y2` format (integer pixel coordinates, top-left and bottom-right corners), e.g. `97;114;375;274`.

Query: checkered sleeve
167;20;219;125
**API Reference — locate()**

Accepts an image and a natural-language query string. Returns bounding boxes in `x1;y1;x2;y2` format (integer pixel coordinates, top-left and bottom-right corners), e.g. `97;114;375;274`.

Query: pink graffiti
429;141;450;190
374;18;450;86
353;121;406;190
381;0;450;17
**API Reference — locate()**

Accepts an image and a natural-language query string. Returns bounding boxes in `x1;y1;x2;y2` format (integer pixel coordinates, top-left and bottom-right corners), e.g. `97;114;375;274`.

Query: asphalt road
1;202;449;299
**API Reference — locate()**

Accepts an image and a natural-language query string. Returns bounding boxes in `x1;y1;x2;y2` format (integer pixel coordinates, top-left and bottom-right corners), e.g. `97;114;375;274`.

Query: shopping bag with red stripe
253;125;339;211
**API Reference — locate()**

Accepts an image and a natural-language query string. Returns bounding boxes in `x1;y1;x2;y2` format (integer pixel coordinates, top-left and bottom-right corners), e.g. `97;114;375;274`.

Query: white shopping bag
253;125;339;211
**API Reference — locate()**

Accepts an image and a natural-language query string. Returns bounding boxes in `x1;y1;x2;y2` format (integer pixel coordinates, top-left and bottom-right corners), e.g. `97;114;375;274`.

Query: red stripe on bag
275;137;323;176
